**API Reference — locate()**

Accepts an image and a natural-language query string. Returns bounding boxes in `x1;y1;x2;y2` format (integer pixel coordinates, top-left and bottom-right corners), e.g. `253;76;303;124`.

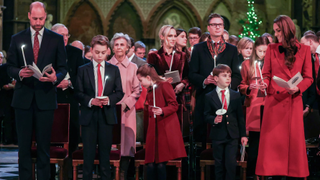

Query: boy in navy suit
75;35;124;180
204;64;248;180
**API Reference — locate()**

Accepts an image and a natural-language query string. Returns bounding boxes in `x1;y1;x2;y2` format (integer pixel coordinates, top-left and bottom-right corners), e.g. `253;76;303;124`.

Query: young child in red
136;64;186;180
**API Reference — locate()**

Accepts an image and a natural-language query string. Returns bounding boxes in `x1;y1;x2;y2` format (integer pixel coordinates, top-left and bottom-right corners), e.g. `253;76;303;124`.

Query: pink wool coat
109;56;141;157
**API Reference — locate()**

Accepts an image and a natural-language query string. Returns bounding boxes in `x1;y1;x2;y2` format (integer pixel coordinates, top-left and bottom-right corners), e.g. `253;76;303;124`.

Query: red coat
144;81;187;163
239;60;265;132
256;43;312;177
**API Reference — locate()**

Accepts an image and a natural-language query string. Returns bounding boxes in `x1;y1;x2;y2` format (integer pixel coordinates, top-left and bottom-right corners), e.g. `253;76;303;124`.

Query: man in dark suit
51;23;84;178
75;35;124;180
127;37;147;68
6;2;67;180
204;64;247;180
189;13;241;147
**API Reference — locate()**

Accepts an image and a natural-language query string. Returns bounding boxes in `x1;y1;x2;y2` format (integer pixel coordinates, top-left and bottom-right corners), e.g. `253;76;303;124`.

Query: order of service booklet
272;72;303;89
27;62;52;79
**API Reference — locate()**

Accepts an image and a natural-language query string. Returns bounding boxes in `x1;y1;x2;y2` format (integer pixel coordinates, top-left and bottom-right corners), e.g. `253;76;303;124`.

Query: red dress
239;60;265;132
144;81;187;163
256;43;312;177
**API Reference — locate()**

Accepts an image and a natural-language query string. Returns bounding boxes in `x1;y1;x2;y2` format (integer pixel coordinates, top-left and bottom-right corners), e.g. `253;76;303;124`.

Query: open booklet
27;62;52;79
272;72;303;89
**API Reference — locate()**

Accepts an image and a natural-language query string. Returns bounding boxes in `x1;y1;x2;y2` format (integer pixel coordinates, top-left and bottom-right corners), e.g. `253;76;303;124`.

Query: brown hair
212;64;232;77
229;35;239;45
303;30;315;36
200;32;210;42
248;36;270;77
188;27;202;37
273;15;298;69
137;64;165;83
207;13;224;25
90;35;109;49
176;28;190;60
303;34;319;43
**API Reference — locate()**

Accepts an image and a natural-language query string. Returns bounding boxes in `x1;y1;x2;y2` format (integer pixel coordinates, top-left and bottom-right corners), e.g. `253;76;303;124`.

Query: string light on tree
238;0;262;40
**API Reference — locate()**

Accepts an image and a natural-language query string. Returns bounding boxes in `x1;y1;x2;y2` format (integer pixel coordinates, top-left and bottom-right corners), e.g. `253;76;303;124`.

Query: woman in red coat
239;36;270;179
147;25;189;105
136;64;187;180
256;15;313;179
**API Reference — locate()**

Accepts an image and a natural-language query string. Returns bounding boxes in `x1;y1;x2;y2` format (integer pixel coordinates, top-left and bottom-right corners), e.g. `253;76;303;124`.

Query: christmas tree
238;0;262;40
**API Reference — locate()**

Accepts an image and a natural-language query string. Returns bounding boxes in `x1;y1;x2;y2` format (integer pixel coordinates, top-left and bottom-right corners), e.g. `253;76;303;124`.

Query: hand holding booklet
27;62;53;80
272;72;303;90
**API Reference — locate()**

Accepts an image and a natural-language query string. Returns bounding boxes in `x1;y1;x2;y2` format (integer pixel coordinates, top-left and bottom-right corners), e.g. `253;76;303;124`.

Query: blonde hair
237;37;254;54
159;25;175;46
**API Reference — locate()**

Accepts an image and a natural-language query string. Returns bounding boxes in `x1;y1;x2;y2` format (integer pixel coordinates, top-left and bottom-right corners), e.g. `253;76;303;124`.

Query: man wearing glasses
188;13;241;151
188;27;202;52
51;23;84;179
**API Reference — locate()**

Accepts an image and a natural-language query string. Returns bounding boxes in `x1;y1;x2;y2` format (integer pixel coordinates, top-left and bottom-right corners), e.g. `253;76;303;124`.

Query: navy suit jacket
6;27;67;110
75;61;124;125
204;88;246;140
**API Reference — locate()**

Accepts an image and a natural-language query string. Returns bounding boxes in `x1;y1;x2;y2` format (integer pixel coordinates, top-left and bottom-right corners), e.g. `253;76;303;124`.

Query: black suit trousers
212;138;238;180
15;98;54;180
82;107;113;180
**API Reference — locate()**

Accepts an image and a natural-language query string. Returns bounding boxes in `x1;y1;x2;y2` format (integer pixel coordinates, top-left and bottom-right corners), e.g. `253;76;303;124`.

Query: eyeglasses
208;23;224;28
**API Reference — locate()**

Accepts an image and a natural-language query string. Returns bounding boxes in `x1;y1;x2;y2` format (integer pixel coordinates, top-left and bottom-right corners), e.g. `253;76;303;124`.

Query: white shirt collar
216;86;229;94
30;27;44;37
92;60;105;68
128;54;135;62
212;40;220;44
316;45;320;55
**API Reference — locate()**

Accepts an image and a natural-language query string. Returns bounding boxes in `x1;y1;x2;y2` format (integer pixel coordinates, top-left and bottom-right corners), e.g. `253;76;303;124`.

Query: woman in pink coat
256;15;312;179
109;33;141;180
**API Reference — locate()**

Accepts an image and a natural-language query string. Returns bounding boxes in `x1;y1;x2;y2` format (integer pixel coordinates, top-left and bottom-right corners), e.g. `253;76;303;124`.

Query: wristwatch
53;79;58;85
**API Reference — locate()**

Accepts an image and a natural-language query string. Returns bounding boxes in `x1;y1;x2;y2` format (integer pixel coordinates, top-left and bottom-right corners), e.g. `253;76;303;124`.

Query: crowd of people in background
1;1;320;180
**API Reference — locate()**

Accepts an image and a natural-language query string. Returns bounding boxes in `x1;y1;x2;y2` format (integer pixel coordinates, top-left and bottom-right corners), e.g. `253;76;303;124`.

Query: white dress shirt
88;60;108;107
315;45;320;63
216;86;230;109
30;27;44;48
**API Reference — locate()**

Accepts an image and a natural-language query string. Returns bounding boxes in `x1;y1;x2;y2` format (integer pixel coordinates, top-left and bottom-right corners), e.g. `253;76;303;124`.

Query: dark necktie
33;31;39;64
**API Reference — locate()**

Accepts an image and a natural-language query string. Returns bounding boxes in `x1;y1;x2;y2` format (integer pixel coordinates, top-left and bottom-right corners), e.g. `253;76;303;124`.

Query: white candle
153;84;157;118
254;61;258;84
21;45;27;67
214;55;217;67
257;61;267;96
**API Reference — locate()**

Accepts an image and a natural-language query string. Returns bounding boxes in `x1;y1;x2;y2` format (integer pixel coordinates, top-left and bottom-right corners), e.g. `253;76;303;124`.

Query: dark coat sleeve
108;66;124;106
188;44;206;88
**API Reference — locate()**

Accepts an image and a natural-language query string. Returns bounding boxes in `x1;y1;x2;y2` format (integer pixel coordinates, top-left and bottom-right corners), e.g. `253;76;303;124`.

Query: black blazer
57;45;84;102
6;28;67;110
204;88;246;140
75;61;124;125
303;54;316;108
189;41;241;95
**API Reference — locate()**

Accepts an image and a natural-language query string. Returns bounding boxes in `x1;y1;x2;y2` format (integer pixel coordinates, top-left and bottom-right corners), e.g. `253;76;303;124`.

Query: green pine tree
238;0;262;40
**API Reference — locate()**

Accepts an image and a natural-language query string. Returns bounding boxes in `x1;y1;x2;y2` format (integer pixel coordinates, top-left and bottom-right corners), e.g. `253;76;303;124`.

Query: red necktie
221;90;228;110
314;54;320;95
97;63;103;97
33;31;39;64
214;42;218;55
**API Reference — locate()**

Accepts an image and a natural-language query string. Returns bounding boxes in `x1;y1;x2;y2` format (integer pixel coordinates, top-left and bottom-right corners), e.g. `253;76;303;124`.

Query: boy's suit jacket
75;61;124;125
204;88;246;140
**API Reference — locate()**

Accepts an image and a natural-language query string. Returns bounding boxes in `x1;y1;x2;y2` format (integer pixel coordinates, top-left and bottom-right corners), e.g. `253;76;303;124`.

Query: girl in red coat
239;36;270;179
256;15;313;179
136;64;187;180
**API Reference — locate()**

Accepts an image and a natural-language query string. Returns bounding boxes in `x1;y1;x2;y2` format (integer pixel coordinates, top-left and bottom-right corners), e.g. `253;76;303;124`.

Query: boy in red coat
204;64;248;180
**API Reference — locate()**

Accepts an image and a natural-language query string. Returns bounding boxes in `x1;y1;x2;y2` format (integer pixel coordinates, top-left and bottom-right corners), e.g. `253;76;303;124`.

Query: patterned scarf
207;35;226;58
